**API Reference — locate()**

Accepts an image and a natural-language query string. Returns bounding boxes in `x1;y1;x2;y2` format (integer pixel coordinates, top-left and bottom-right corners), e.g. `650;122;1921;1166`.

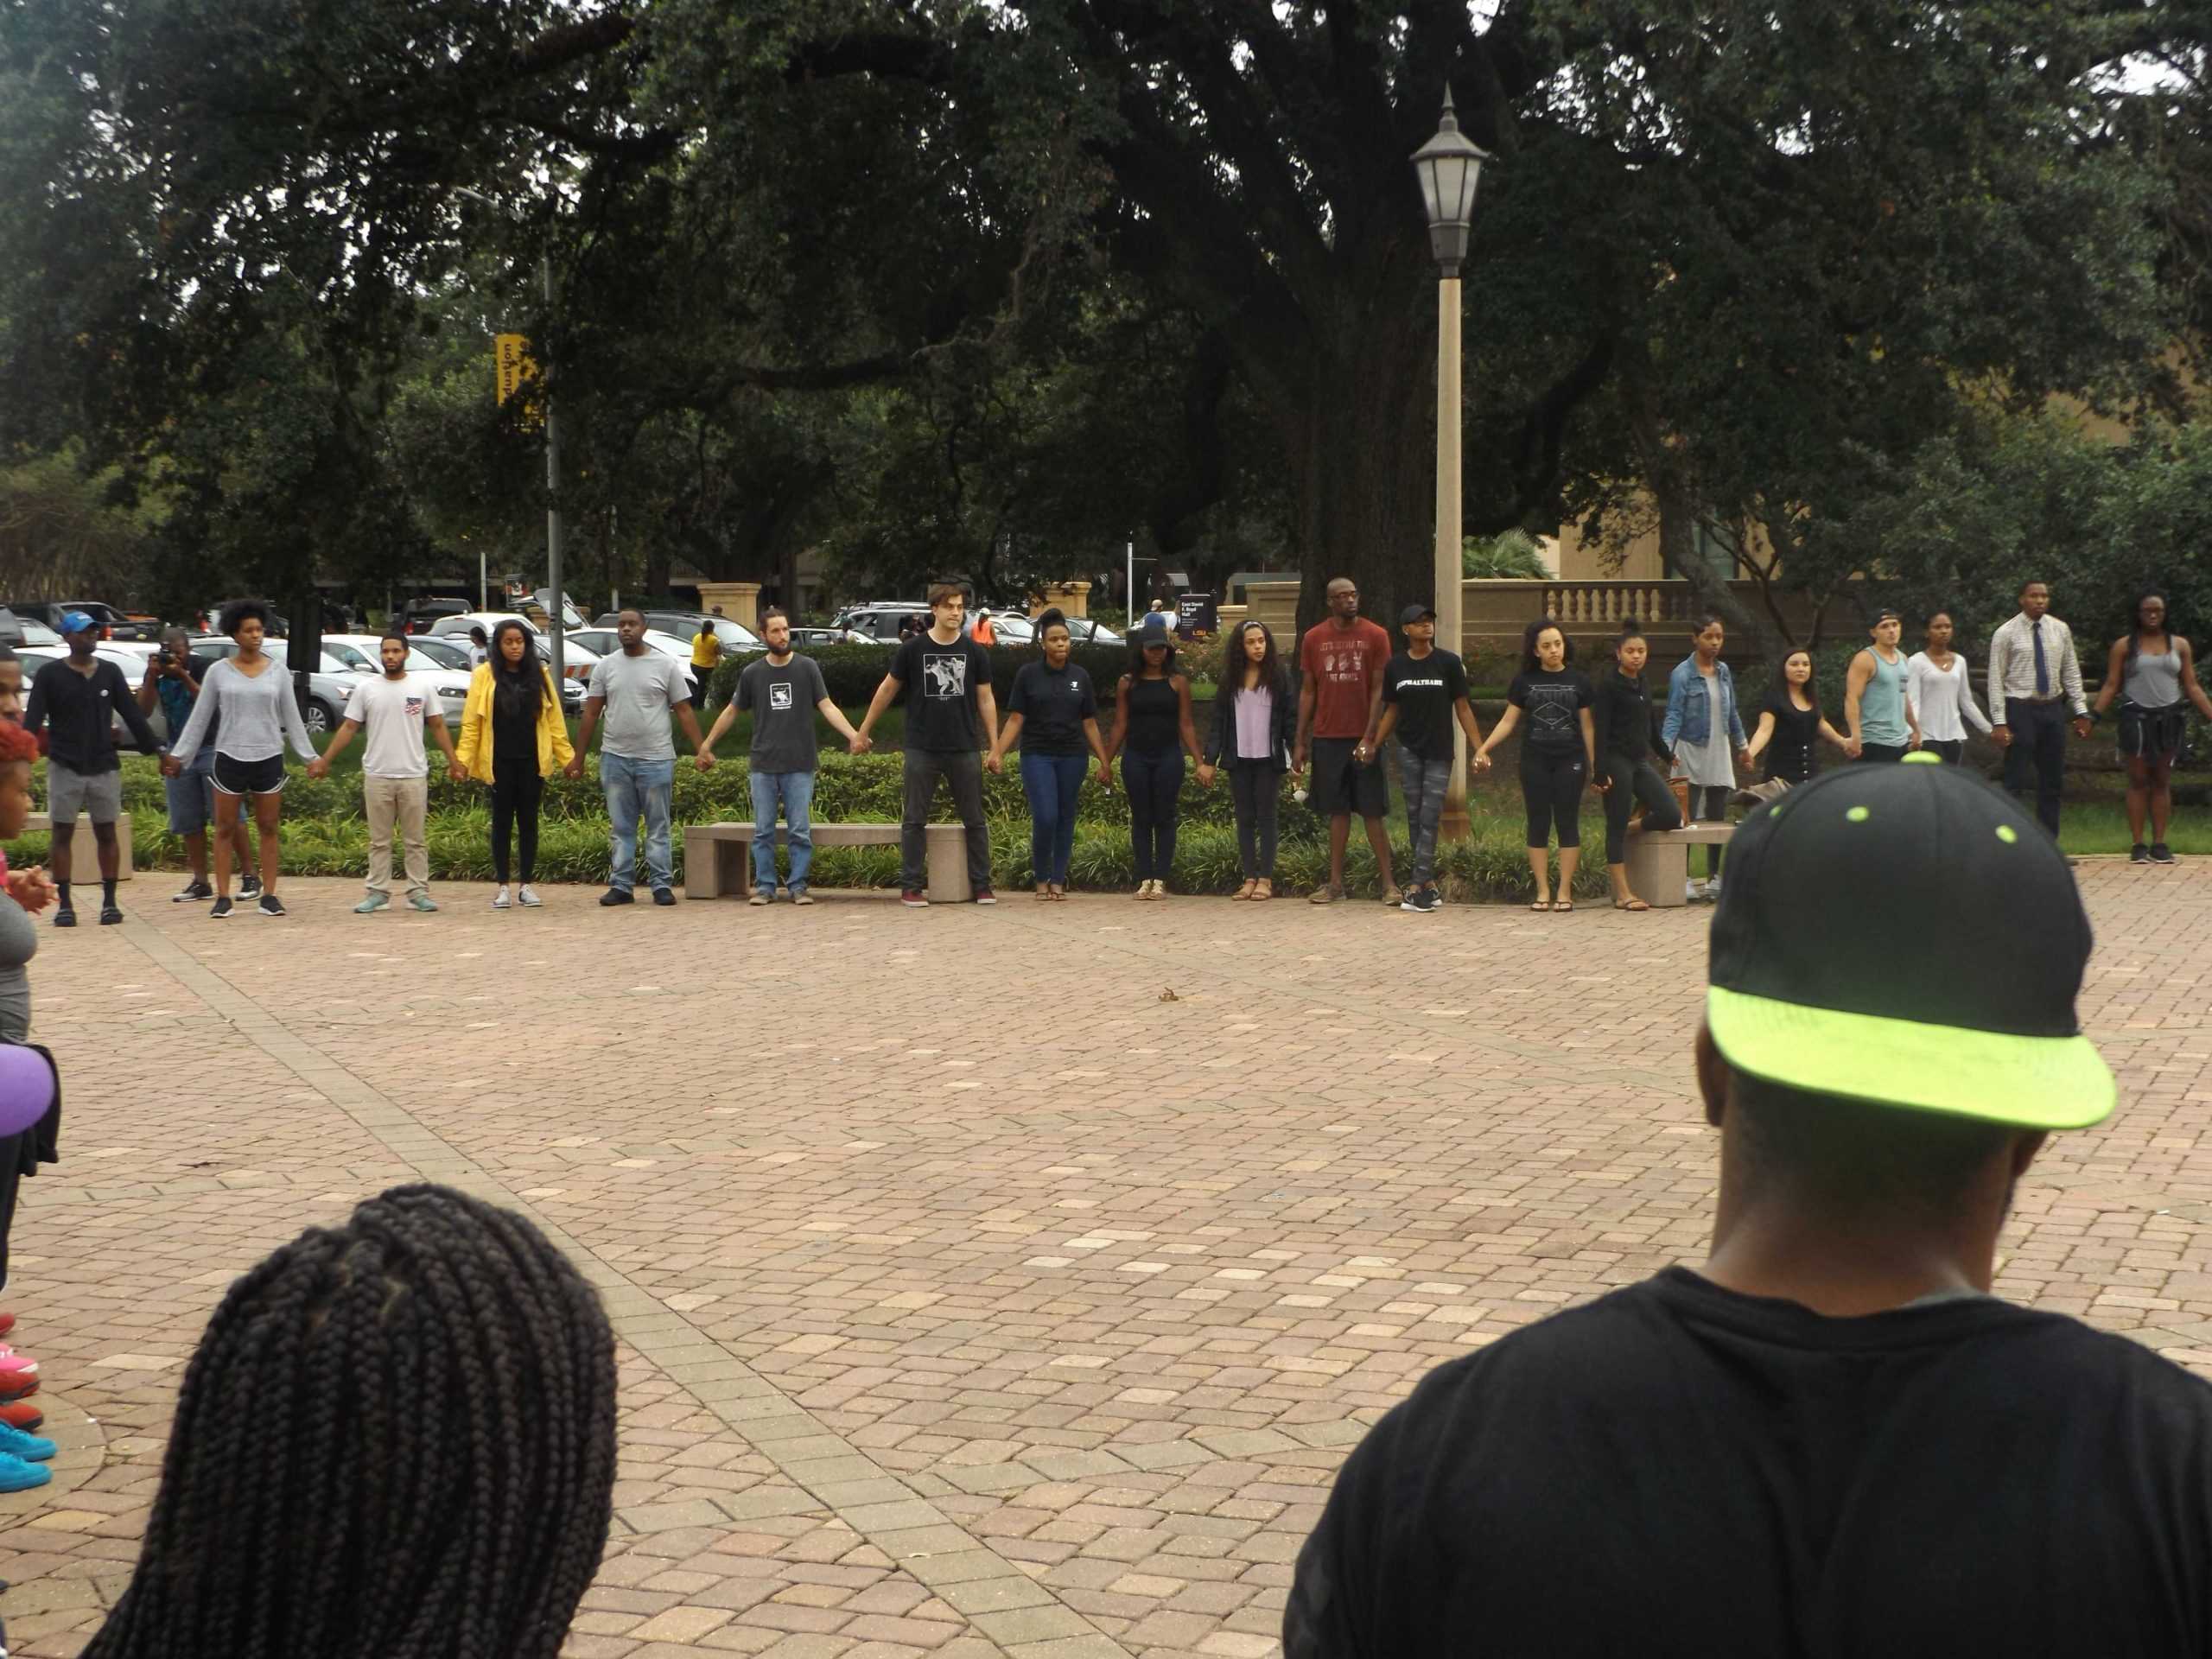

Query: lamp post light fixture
1412;88;1491;842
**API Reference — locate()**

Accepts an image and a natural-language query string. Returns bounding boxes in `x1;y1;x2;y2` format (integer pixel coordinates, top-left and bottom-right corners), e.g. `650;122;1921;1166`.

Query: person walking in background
1591;621;1681;912
1662;613;1751;903
1476;620;1596;912
1207;620;1299;901
700;608;866;905
22;611;163;927
467;624;490;668
1988;578;2092;839
308;633;465;914
690;616;721;711
2090;589;2212;864
1103;617;1210;899
1370;603;1486;914
971;607;998;647
458;619;573;910
161;600;317;919
854;583;999;907
79;1185;617;1659
137;626;259;903
986;609;1108;901
1844;611;1920;763
569;608;708;906
1745;647;1852;787
1906;611;1991;765
1295;576;1397;906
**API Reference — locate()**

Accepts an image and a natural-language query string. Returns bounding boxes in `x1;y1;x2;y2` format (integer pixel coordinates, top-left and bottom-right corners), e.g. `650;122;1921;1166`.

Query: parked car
563;628;699;682
423;613;593;706
17;645;164;750
321;635;475;727
405;635;474;671
594;611;764;658
401;597;472;635
3;601;155;642
0;609;60;649
828;604;928;645
976;612;1035;645
786;626;872;650
187;637;355;736
1065;619;1123;646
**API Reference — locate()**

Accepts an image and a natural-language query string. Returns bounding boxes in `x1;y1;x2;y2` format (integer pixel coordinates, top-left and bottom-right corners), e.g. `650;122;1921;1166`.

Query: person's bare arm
1294;675;1316;769
426;705;462;773
1475;702;1520;763
1103;676;1132;763
977;683;1000;752
2182;638;2212;724
986;712;1023;772
568;696;605;776
308;718;361;777
674;695;708;753
1842;652;1872;753
1745;709;1776;766
698;696;742;765
854;673;902;741
2092;636;2126;717
1580;708;1599;784
1083;715;1111;783
1452;698;1489;771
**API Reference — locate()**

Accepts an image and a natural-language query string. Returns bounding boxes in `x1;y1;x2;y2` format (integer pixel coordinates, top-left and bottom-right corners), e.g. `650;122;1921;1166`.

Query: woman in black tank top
1103;624;1210;898
1745;649;1851;786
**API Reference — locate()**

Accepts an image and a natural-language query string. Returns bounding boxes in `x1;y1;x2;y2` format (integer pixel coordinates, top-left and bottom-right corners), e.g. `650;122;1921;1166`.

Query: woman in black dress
1744;648;1852;786
1591;622;1682;911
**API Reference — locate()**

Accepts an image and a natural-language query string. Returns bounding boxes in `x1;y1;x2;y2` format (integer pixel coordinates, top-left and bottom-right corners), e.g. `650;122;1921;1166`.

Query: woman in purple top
1205;620;1297;900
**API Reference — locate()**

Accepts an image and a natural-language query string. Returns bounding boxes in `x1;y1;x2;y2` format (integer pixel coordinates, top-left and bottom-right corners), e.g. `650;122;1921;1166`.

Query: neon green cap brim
1707;984;2115;1131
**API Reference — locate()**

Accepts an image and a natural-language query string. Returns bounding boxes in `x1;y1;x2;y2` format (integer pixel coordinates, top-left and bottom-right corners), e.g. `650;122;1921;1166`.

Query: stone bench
22;812;133;879
683;822;974;903
1624;821;1733;908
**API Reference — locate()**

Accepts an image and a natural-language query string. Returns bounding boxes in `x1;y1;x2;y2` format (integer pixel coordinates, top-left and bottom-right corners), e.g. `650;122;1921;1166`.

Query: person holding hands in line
138;626;260;902
23;611;163;926
308;633;464;913
457;620;574;910
1206;620;1300;901
1986;578;2092;838
1103;618;1211;899
697;608;866;904
1745;647;1853;787
1476;620;1598;912
2089;589;2212;863
1368;603;1486;914
1295;576;1398;906
564;609;709;907
1590;621;1681;912
1844;611;1921;763
1662;613;1751;902
1905;612;1991;765
984;609;1110;901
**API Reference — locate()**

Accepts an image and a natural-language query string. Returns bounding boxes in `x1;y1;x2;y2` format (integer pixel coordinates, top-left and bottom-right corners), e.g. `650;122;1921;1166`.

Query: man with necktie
1986;578;2092;838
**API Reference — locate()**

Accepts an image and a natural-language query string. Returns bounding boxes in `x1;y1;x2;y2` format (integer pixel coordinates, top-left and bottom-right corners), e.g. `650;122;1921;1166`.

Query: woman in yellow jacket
456;620;575;909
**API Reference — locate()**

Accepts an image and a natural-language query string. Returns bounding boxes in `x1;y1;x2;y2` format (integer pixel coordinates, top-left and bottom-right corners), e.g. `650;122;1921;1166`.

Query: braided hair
85;1184;617;1659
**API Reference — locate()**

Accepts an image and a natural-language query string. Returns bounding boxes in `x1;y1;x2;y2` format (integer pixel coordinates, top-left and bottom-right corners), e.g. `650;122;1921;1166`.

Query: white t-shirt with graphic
344;673;436;779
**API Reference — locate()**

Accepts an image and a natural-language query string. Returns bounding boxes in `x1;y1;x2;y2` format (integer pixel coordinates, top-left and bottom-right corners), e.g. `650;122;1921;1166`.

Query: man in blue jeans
697;608;868;904
569;609;709;905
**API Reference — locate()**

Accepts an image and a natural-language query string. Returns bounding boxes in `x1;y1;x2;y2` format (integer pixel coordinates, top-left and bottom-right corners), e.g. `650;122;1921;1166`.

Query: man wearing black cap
1285;756;2212;1656
1369;604;1486;913
22;612;162;927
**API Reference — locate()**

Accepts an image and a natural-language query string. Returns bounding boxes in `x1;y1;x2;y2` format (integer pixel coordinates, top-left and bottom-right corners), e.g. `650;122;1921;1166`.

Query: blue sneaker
0;1420;55;1461
0;1451;48;1492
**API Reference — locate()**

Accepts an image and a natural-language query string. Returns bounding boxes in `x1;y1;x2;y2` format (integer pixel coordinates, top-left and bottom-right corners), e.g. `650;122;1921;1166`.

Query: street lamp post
1411;89;1491;842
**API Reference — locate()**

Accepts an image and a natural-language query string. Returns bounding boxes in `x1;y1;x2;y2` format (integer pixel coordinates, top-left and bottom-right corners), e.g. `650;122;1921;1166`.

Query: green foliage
1463;530;1549;580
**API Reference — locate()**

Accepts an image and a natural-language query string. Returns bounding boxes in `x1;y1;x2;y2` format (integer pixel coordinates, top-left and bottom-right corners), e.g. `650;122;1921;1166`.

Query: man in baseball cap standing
22;612;162;926
1286;757;2212;1656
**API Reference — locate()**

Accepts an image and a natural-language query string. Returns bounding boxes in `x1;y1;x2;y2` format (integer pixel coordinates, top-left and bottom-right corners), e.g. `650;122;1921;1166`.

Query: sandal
1309;886;1340;905
1048;883;1065;901
1529;899;1554;912
1250;879;1273;902
1612;897;1649;912
1035;883;1052;900
1233;879;1258;901
1554;900;1575;913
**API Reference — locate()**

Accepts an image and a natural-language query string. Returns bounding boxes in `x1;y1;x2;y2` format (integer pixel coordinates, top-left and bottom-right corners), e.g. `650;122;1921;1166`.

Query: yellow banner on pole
495;334;536;406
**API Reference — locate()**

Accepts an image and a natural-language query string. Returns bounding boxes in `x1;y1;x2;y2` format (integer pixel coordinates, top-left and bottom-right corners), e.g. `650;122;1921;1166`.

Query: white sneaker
518;885;542;907
1684;879;1706;904
492;885;512;910
1704;877;1721;900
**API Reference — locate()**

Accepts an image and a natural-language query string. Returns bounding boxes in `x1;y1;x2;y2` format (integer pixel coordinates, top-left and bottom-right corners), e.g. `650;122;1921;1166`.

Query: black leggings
1228;760;1279;879
1520;748;1586;849
1602;754;1681;864
491;760;543;885
1124;749;1184;881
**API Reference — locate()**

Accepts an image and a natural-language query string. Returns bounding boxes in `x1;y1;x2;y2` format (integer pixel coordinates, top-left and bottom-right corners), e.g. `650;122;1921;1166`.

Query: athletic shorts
213;752;288;797
2118;701;2188;763
1308;736;1389;819
164;764;216;834
45;762;124;825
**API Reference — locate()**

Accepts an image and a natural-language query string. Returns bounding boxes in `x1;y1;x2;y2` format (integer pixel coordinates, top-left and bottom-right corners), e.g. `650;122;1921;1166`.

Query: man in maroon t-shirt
1295;575;1398;904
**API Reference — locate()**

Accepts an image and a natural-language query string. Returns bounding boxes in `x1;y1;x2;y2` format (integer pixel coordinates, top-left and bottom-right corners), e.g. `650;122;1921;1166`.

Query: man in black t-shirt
1286;760;2212;1659
854;584;999;906
1368;603;1486;913
22;612;162;926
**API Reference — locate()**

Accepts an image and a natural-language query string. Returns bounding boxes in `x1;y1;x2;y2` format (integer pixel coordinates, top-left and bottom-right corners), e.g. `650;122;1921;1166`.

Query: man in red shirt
1295;575;1398;904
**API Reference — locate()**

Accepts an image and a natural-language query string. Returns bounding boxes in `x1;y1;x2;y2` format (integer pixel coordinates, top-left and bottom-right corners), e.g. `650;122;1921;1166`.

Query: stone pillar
1027;581;1092;620
696;582;762;630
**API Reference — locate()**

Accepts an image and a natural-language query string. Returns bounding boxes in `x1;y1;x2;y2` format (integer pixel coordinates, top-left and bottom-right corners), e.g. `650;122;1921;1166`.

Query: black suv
6;601;154;641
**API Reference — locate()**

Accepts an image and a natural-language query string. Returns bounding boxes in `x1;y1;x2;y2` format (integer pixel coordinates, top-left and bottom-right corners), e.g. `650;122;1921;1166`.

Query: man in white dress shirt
1986;579;2091;838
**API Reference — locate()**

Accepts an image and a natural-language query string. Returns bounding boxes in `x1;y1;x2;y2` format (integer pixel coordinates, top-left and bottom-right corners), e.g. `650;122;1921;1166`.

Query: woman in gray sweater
162;601;318;917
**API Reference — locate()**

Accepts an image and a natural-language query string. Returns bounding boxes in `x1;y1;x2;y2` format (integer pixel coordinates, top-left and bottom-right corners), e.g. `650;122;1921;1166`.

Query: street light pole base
1439;806;1472;844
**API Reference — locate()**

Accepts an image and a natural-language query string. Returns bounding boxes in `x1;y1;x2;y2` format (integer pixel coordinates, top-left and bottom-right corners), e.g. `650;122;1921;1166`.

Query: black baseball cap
1399;602;1436;626
1706;753;2113;1130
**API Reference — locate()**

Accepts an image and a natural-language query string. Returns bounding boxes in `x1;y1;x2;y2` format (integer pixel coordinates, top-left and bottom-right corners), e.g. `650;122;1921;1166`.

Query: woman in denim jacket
1660;613;1751;901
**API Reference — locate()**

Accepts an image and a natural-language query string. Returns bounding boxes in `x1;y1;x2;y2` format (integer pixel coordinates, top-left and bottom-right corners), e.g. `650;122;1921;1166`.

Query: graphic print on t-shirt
769;682;794;710
924;653;969;699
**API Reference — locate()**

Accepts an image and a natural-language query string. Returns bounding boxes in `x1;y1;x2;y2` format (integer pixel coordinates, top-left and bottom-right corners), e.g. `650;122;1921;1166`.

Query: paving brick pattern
0;862;2205;1657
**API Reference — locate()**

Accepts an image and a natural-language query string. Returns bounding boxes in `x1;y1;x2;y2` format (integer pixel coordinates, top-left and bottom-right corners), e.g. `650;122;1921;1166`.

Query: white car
422;613;594;706
322;636;476;728
561;628;701;685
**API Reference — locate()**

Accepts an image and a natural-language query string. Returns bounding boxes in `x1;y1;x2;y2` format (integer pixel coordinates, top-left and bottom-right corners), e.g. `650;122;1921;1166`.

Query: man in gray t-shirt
569;611;709;905
698;609;866;903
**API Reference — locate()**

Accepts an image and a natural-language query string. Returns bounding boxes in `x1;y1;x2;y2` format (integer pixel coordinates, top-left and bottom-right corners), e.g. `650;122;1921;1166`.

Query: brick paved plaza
0;865;2207;1657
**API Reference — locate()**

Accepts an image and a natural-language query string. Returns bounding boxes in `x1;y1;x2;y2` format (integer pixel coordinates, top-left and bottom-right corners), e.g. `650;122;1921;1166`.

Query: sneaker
0;1421;54;1462
1401;886;1440;913
651;887;677;906
257;893;287;918
209;895;234;919
354;892;391;914
173;880;213;903
775;887;790;902
1308;886;1338;905
1685;879;1707;904
240;874;263;897
0;1452;49;1493
406;893;438;912
974;889;997;906
1704;877;1722;899
791;888;813;906
599;888;634;906
0;1402;42;1433
51;906;73;929
1379;886;1401;907
2152;842;2177;864
517;885;542;907
900;889;929;907
748;891;772;906
492;885;512;910
99;903;123;925
2132;843;2151;863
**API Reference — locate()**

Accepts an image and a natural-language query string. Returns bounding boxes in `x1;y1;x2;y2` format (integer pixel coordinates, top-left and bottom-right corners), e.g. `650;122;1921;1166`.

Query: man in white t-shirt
309;632;466;912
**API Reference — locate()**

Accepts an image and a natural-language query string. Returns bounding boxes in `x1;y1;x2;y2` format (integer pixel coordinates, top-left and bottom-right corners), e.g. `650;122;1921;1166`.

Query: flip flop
1613;898;1650;912
1529;899;1553;912
1554;901;1575;913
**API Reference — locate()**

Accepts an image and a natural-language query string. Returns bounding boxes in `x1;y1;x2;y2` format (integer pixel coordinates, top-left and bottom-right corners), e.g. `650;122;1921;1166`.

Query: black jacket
1591;668;1666;763
1206;671;1297;771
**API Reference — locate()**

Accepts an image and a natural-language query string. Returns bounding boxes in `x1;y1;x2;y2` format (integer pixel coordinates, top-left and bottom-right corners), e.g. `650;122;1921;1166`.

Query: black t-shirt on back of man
1382;649;1470;764
1285;1267;2212;1659
891;631;992;753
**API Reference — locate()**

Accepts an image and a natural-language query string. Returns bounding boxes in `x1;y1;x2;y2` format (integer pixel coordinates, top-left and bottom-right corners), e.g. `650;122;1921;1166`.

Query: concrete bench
1624;822;1732;908
22;812;133;879
683;822;974;903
